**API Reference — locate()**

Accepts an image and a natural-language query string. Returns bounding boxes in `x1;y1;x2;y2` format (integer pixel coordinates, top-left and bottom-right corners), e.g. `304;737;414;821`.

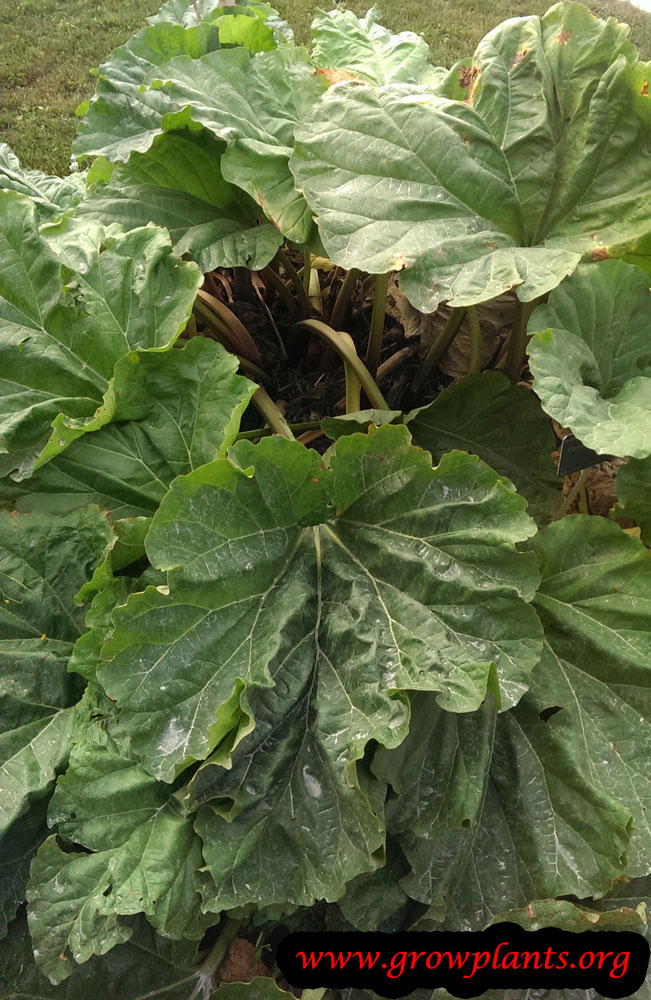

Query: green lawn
1;0;649;175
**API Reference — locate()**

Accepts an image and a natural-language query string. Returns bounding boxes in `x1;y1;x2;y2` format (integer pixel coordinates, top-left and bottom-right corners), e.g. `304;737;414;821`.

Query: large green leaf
311;6;441;86
0;193;201;473
0;338;256;520
72;21;223;163
78;128;283;271
376;514;651;926
406;372;561;524
27;838;132;985
0;911;208;999
76;44;327;244
528;260;651;459
0;144;85;223
291;3;650;311
100;425;541;771
374;691;631;929
526;515;651;876
27;754;207;983
0;507;113;836
95;426;540;907
24;688;210;985
144;47;327;242
463;3;641;251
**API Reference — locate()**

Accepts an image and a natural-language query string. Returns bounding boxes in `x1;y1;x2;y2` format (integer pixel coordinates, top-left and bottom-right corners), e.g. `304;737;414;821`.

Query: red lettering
352;951;381;970
492;941;509;969
296;951;323;970
463;951;491;978
501;951;521;970
443;951;470;970
324;951;352;969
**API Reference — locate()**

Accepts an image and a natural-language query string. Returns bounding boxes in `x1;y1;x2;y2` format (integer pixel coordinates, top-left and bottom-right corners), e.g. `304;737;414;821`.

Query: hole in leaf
539;706;562;723
102;885;112;897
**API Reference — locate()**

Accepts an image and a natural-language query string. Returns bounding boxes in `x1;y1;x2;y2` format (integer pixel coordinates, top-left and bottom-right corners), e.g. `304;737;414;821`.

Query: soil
218;938;269;983
195;264;447;434
195;263;625;527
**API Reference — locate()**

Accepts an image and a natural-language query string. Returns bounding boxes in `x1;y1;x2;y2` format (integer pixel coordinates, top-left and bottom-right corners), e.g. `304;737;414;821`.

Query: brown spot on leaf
591;246;609;261
513;48;528;66
642;80;649;97
556;30;572;45
458;64;475;88
313;67;359;85
459;64;480;104
392;253;408;272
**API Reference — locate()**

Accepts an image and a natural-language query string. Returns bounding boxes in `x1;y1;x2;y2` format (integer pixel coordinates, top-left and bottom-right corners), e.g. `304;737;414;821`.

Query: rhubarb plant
1;1;651;998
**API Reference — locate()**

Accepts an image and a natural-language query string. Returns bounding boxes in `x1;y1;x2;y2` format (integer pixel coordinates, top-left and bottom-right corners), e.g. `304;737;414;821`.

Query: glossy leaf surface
375;691;631;928
526;515;651;876
96;427;541;907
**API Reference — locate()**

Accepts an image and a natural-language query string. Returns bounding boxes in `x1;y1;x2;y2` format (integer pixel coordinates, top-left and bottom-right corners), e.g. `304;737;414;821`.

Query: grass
277;0;651;65
0;0;159;174
1;0;649;175
275;0;651;66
